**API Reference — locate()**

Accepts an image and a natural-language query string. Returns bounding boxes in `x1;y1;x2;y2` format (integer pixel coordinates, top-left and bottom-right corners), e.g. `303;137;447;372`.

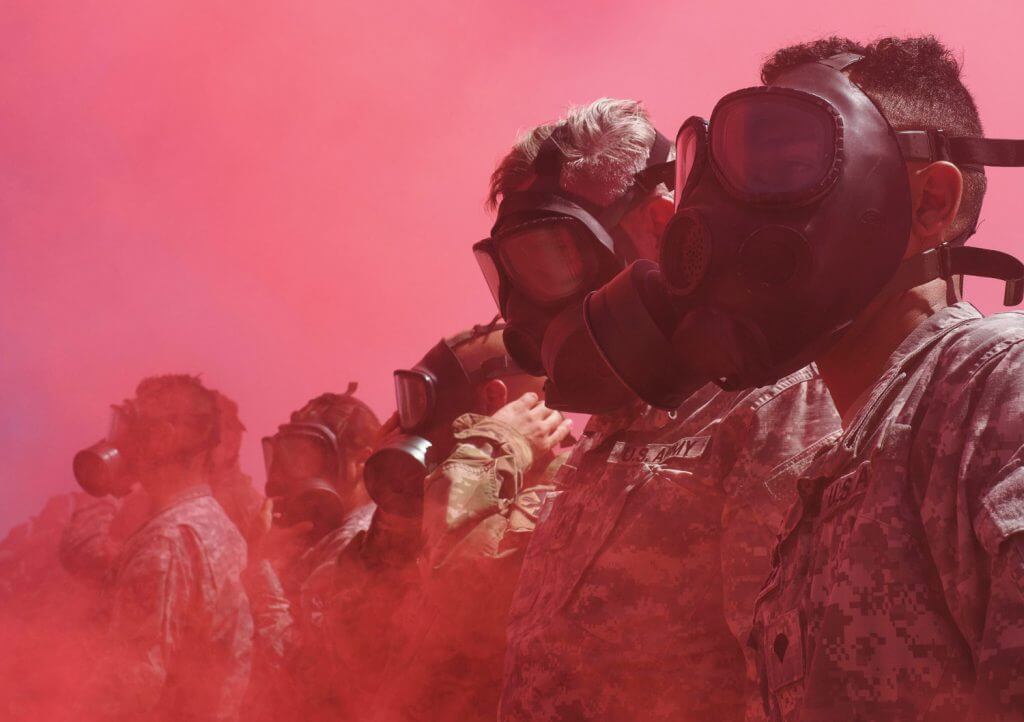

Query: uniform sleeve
925;340;1024;719
102;534;193;720
243;558;299;666
420;413;534;573
58;496;120;582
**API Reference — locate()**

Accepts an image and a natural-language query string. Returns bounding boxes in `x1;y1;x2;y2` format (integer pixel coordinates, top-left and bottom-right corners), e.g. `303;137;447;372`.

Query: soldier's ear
481;379;509;416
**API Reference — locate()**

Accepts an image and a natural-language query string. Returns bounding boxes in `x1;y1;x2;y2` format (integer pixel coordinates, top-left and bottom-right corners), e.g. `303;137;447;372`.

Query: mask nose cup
738;226;809;286
284;479;346;531
584;261;701;410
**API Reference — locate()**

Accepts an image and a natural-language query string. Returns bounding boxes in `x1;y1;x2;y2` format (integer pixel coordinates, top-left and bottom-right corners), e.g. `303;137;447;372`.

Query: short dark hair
761;35;986;238
135;374;219;451
136;373;217;416
290;383;381;453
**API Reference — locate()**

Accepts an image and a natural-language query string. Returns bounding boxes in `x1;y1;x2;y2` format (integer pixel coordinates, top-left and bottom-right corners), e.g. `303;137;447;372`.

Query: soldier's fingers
529;400;555;420
547;418;574;447
539;409;565;431
515;392;541;410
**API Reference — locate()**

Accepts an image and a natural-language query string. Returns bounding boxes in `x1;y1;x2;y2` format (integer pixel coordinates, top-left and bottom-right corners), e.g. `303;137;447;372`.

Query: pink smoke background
3;0;1023;534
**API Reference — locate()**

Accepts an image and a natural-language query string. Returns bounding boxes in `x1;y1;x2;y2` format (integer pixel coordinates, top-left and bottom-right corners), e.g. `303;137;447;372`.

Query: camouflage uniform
371;413;566;722
501;368;840;722
98;485;252;722
59;468;262;585
751;303;1024;722
244;502;417;722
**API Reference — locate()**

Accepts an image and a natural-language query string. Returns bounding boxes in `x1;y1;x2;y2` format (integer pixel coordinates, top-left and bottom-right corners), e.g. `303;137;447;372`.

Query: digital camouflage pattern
371;413;567;722
752;303;1024;722
500;369;841;722
98;486;252;722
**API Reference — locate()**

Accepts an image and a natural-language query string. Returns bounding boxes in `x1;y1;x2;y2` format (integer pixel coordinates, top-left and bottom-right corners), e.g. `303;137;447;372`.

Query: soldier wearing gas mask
585;36;1024;722
245;323;568;722
253;383;381;591
66;374;252;722
368;321;571;722
483;99;840;722
243;384;381;722
60;388;261;590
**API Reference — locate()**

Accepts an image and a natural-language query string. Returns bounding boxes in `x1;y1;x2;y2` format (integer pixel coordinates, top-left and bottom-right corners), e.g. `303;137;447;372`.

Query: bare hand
491;392;573;458
248;498;314;565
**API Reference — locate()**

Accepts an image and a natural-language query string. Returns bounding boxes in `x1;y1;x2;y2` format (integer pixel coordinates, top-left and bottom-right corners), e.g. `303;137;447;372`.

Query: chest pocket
507;472;644;624
753;421;915;722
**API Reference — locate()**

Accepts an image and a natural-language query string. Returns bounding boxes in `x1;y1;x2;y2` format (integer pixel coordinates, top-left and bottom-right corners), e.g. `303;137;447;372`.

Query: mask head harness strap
826;52;1024;306
493;125;675;264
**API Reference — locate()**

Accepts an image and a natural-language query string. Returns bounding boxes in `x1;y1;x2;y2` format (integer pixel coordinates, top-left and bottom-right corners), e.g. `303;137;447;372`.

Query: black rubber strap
880;243;1024;306
948;137;1024;167
533;133;565;179
897;130;1024;167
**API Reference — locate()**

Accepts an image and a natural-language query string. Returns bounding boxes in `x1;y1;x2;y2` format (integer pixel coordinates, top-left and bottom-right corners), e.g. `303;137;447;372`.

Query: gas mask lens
473;246;503;309
496;219;593;305
675;117;708;207
274;432;334;479
711;91;840;202
394;370;433;432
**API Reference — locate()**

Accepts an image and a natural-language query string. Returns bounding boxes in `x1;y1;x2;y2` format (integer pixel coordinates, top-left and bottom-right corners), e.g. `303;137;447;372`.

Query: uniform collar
841;301;980;437
157;483;213;513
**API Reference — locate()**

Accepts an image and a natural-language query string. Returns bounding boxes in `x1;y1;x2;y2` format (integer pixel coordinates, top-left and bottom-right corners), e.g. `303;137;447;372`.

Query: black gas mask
587;52;1024;408
262;420;353;534
473;127;675;413
262;385;378;534
74;398;220;497
364;325;524;518
73;402;137;498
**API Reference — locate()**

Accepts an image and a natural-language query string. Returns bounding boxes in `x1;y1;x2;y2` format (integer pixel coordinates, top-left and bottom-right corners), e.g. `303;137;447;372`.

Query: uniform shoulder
737;364;835;419
934;310;1024;379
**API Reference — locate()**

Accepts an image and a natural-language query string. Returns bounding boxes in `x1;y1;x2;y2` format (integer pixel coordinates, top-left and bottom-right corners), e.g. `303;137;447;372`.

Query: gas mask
473;127;675;413
363;325;524;518
74;398;220;497
263;419;354;533
586;52;1024;408
73;402;136;498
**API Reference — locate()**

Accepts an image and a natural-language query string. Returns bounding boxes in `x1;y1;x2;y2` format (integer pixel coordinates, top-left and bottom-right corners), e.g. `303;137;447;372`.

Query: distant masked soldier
72;374;252;722
244;384;381;721
60;388;262;583
253;383;381;592
368;320;571;722
480;98;841;722
585;36;1024;721
246;323;569;722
